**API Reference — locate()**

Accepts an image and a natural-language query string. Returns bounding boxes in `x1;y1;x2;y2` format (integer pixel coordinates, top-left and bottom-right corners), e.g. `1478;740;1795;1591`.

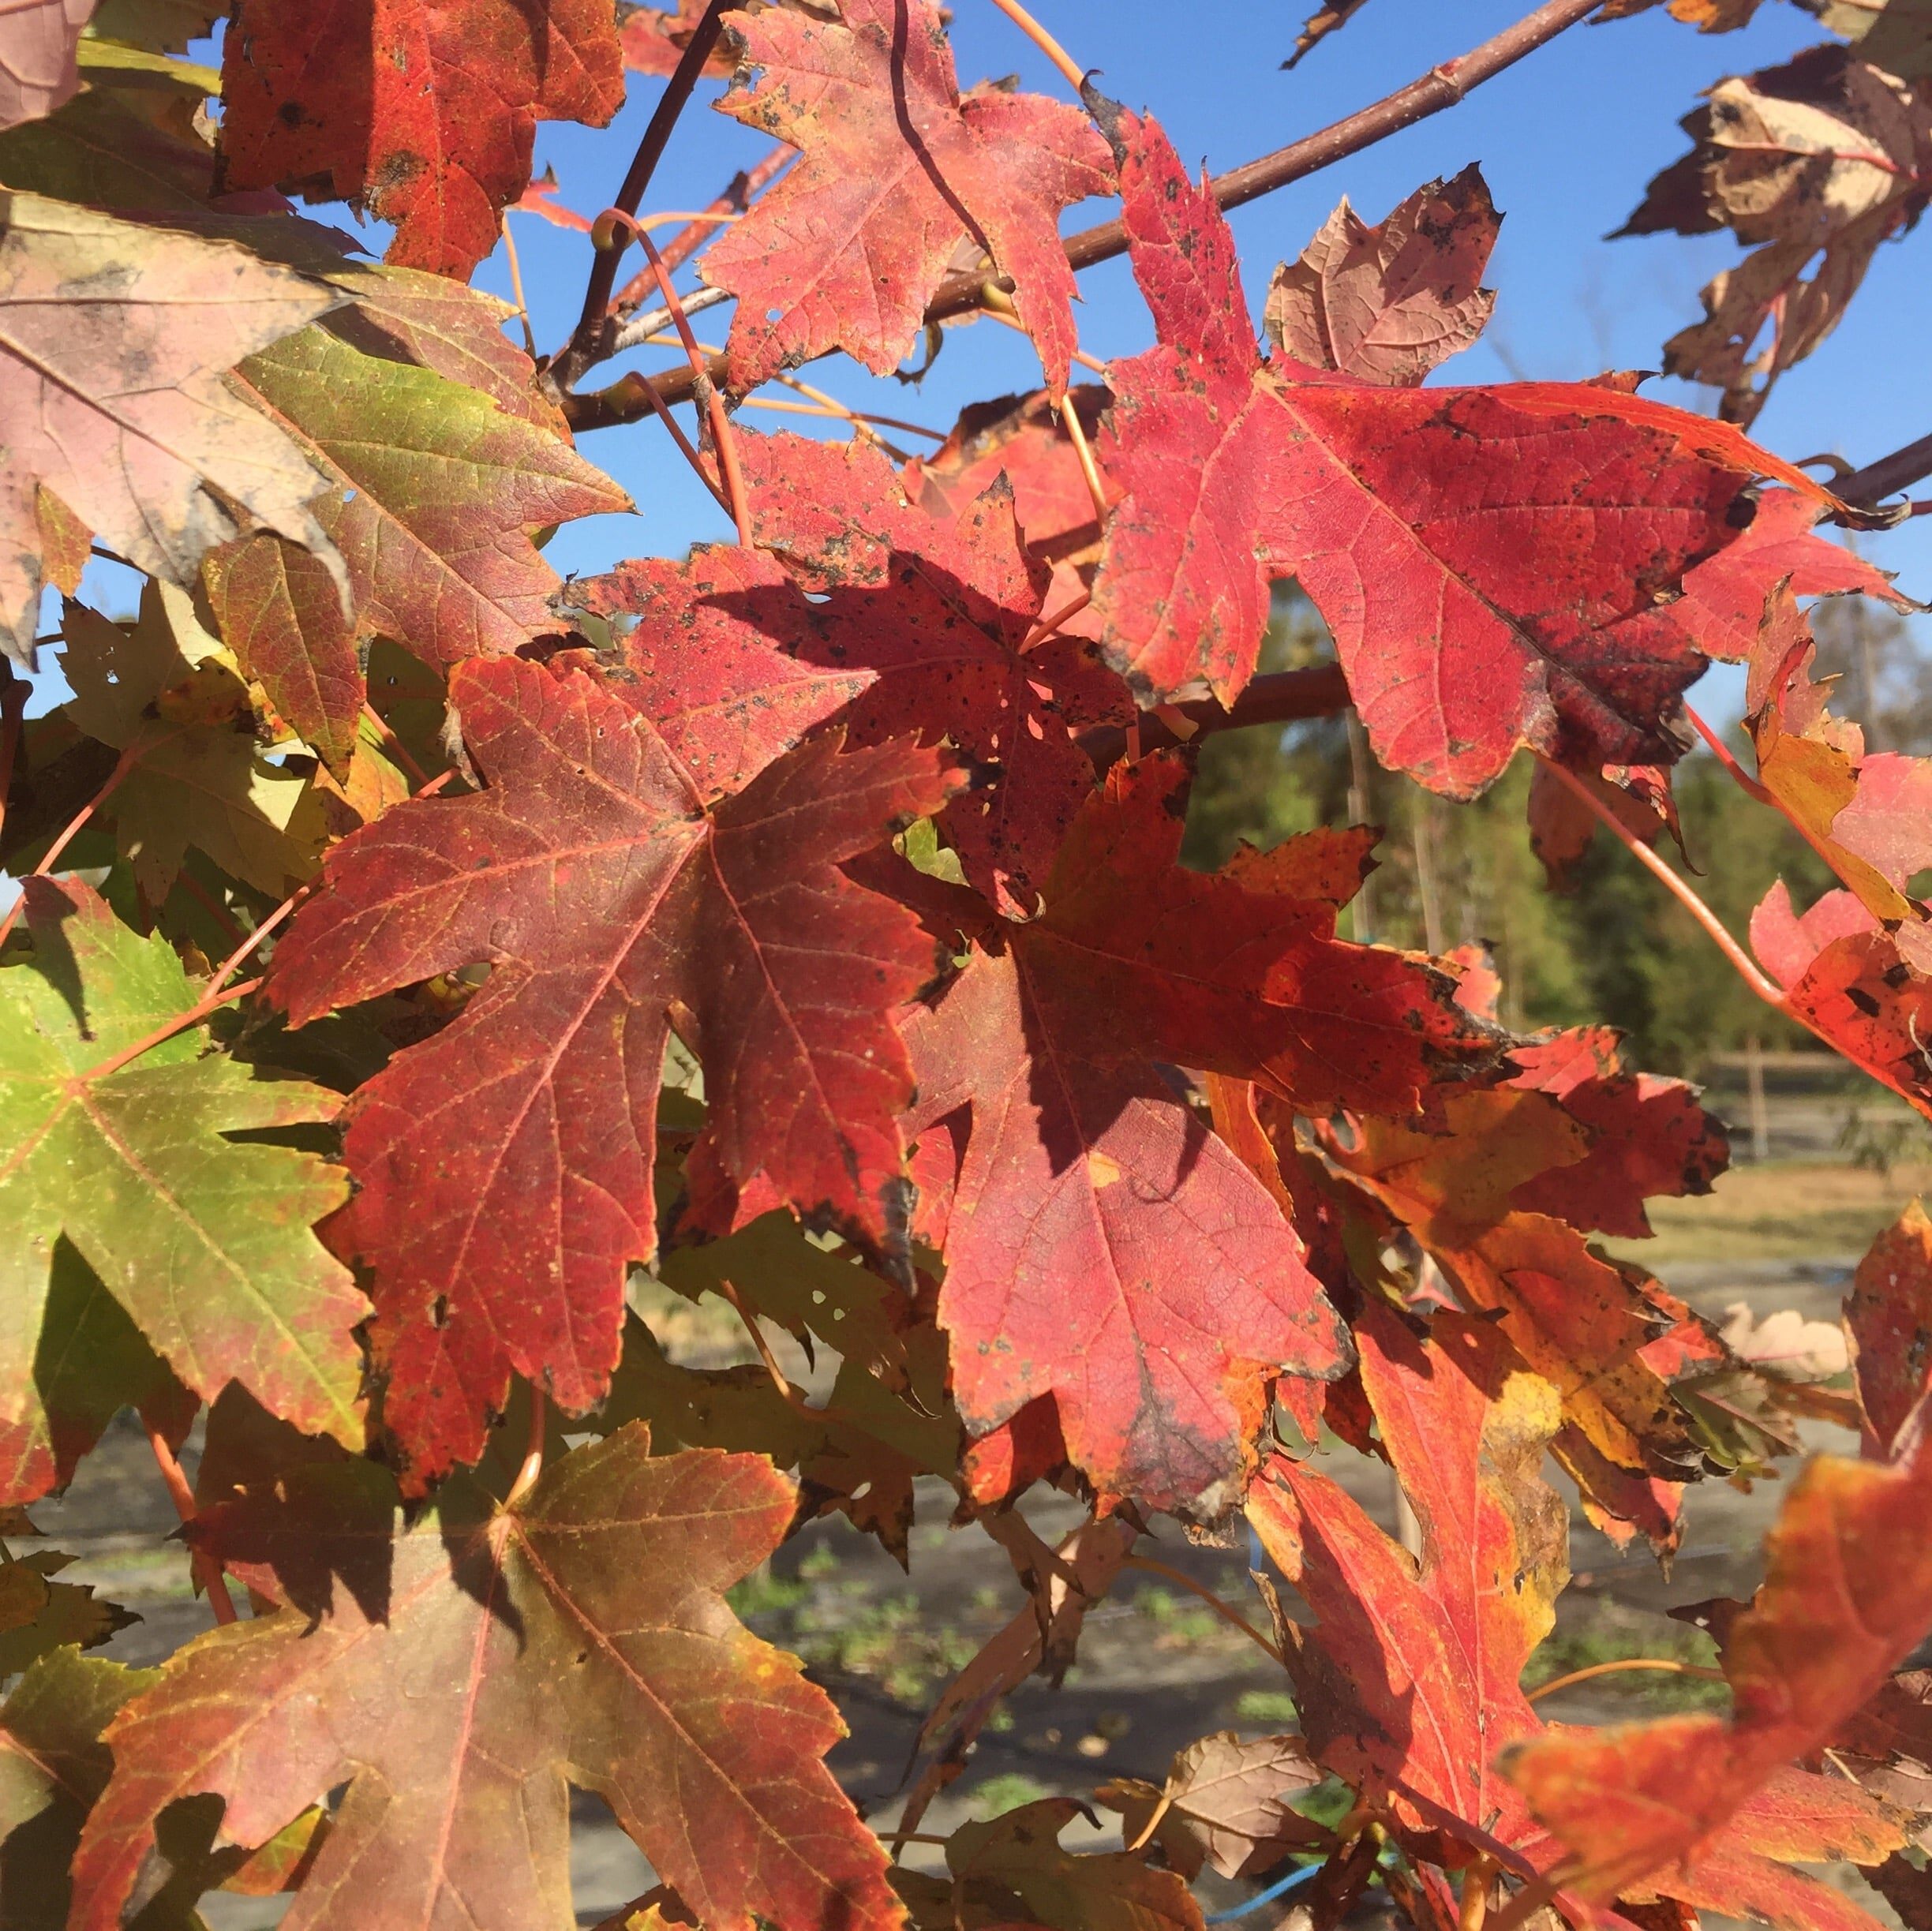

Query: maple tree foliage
3;0;1932;1925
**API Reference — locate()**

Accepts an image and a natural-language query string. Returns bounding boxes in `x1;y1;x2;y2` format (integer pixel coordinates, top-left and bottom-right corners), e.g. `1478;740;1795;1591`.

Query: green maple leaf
0;879;365;1449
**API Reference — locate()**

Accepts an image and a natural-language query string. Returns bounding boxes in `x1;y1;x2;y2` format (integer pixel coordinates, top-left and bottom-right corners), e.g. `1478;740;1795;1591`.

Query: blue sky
51;0;1932;720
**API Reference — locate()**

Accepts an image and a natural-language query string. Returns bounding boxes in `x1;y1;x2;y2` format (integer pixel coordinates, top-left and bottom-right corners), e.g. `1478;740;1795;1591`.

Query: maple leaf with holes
578;430;1130;914
698;0;1113;393
1084;101;1838;796
217;0;627;279
71;1428;903;1931
886;751;1500;1508
267;654;957;1484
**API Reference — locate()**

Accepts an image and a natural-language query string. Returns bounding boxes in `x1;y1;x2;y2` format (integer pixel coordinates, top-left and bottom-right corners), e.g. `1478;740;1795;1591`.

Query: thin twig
499;215;538;358
981;0;1086;90
1079;664;1353;769
1058;395;1110;523
1536;758;1785;1006
1831;428;1932;513
1121;1552;1284;1664
146;1417;239;1627
1526;1657;1727;1702
552;0;734;391
712;1278;852;1428
570;0;1599;428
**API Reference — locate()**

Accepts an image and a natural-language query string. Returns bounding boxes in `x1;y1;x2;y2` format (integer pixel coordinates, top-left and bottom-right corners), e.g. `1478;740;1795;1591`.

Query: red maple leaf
888;753;1500;1507
578;431;1131;915
268;655;956;1481
1086;100;1837;796
219;0;626;278
1251;1304;1562;1849
698;0;1113;392
1504;1025;1729;1238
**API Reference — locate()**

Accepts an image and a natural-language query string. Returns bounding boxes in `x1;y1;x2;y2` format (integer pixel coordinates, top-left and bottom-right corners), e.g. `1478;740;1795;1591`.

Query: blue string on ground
1204;1860;1323;1923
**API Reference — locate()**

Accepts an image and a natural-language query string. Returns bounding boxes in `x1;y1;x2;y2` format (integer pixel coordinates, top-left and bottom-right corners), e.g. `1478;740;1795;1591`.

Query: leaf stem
1526;1656;1728;1701
145;1416;238;1627
553;0;734;390
1120;1552;1284;1664
1021;590;1092;650
360;702;431;789
713;1278;850;1427
1683;703;1772;806
1058;393;1110;523
1831;427;1932;514
1535;757;1785;1007
504;1389;547;1510
499;213;538;358
633;224;754;544
980;0;1087;91
1125;1790;1175;1853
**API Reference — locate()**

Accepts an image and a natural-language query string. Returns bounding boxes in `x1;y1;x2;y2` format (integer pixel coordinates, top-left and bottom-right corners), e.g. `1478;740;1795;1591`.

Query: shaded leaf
1844;1199;1932;1456
1097;1731;1327;1880
1505;1417;1932;1896
0;1648;156;1931
73;1427;903;1931
1251;1306;1566;1847
61;586;325;900
218;320;627;773
0;0;91;129
1618;46;1932;423
941;1797;1204;1931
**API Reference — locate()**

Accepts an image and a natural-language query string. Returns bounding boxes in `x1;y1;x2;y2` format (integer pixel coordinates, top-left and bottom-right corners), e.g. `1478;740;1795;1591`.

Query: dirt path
33;1244;1901;1928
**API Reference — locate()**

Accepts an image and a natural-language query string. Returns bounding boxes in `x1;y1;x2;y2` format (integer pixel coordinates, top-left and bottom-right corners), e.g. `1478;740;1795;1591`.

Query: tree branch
1829;428;1932;515
561;0;1600;428
550;0;734;393
1079;663;1352;769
